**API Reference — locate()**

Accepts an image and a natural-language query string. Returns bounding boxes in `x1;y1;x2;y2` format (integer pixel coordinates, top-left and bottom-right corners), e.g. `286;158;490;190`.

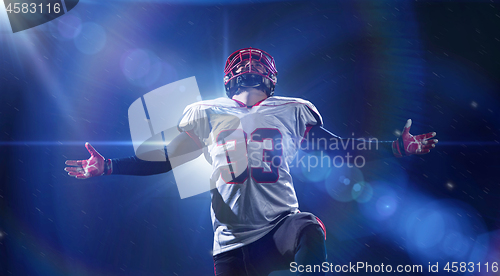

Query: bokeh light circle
74;22;106;55
399;199;489;270
353;183;361;191
120;49;163;87
441;231;470;258
375;195;398;218
121;49;151;80
324;165;364;202
411;211;445;249
358;182;398;221
354;181;373;203
58;14;82;39
299;151;332;183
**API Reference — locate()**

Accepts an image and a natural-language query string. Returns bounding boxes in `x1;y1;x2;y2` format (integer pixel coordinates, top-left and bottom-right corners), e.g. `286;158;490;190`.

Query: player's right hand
65;142;111;179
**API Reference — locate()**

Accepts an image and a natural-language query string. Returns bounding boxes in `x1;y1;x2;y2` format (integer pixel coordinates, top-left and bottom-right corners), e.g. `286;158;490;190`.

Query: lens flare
0;0;11;32
354;181;373;203
399;199;488;268
121;49;151;80
325;166;364;202
358;182;398;221
441;231;470;258
74;22;106;55
375;195;398;218
120;49;163;87
411;211;446;249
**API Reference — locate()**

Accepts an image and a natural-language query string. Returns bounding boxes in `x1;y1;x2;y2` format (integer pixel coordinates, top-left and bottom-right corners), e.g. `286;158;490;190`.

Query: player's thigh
273;213;324;259
213;249;247;276
246;230;291;274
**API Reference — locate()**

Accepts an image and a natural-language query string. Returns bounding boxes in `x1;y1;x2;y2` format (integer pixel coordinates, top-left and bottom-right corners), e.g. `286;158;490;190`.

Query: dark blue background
1;0;499;275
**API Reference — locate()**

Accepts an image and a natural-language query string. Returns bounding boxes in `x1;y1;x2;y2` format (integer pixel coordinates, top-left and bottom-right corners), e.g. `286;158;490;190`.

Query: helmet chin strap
226;74;275;98
237;74;263;87
241;83;261;88
239;74;272;94
233;85;264;96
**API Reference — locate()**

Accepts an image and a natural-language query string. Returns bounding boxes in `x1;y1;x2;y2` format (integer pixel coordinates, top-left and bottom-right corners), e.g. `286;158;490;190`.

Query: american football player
65;47;438;275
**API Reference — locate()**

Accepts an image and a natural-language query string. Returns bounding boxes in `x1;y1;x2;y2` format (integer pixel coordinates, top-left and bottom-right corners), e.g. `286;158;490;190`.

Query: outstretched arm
303;119;437;162
64;131;202;178
303;126;395;162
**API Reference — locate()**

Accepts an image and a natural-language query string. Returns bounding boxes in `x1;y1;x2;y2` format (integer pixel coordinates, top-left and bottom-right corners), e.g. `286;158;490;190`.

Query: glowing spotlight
0;0;12;32
376;195;398;217
471;101;478;108
376;195;397;218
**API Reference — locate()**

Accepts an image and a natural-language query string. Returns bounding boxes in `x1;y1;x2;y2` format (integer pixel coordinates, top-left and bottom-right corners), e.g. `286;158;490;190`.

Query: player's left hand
393;119;438;157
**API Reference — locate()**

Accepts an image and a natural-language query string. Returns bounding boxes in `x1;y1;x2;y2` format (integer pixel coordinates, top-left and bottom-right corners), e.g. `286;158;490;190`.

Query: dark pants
213;213;327;276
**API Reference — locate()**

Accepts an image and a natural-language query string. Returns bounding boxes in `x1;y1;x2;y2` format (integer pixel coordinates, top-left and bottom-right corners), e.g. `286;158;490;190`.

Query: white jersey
177;96;322;255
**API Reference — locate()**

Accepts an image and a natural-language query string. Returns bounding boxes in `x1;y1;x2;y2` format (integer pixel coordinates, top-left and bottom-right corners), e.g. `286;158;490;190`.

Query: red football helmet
224;47;278;98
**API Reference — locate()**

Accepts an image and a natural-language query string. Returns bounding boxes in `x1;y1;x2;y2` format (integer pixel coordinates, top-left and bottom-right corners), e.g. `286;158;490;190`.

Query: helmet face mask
224;48;278;98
